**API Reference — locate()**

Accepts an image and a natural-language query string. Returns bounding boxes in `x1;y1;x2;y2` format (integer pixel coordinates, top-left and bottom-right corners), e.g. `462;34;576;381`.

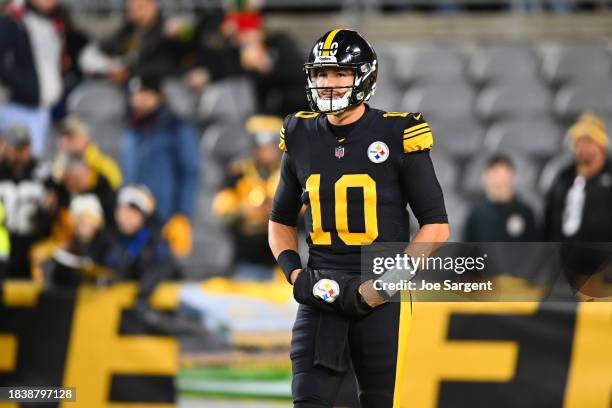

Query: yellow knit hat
568;112;609;149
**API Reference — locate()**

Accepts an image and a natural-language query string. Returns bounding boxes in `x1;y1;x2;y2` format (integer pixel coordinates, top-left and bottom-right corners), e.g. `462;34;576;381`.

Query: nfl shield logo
335;146;344;159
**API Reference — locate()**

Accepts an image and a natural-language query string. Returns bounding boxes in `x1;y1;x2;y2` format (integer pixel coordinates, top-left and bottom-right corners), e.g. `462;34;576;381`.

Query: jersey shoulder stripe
379;110;434;153
278;111;320;152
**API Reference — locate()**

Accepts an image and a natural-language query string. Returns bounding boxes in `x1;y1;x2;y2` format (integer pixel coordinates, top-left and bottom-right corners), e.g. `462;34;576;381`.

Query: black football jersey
270;105;447;271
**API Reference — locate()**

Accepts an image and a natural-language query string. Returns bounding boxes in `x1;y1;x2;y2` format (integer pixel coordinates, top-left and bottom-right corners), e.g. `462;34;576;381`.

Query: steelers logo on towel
313;279;340;303
367;141;389;163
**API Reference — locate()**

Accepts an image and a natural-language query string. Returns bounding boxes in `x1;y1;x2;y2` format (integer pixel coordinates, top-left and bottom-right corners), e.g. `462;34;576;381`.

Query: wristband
278;249;302;283
375;256;416;301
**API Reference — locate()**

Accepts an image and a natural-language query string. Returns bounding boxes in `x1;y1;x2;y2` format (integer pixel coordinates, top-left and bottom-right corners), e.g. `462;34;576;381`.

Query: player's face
313;68;355;98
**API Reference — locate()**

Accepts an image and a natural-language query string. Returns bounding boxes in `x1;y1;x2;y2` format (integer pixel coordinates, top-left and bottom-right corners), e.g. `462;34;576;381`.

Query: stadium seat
431;118;485;159
429;149;459;191
442;192;470;241
197;78;256;122
468;44;540;85
66;80;126;121
399;82;476;121
462;151;539;196
391;46;466;85
162;77;199;120
184;194;234;279
200;122;252;166
538;153;573;194
515;187;545;220
554;80;612;119
370;49;403;112
88;119;126;161
476;82;552;121
484;118;563;158
541;43;612;85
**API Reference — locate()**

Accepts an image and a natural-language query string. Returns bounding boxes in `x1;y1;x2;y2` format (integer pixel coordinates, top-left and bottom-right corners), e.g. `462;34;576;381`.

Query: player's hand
290;268;301;284
293;267;374;318
358;279;387;308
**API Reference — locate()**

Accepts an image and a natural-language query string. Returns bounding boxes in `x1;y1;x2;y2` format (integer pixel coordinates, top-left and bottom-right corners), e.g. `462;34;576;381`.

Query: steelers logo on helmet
313;279;340;303
304;29;378;114
367;141;389;163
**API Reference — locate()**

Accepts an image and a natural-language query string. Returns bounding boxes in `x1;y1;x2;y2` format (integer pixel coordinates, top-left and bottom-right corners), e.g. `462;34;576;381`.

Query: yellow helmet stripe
322;28;343;56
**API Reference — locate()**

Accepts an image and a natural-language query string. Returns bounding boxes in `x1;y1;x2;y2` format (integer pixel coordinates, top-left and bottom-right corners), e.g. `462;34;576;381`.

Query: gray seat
484;118;563;158
443;192;470;241
67;80;126;121
476;82;552;121
515;187;544;220
184;194;233;279
162;77;199;120
432;119;485;159
541;43;612;85
554;81;612;119
392;46;466;85
538;153;573;194
370;51;404;112
399;82;476;122
463;152;539;196
198;78;255;122
430;149;459;191
200;121;251;164
88;119;126;161
469;44;540;85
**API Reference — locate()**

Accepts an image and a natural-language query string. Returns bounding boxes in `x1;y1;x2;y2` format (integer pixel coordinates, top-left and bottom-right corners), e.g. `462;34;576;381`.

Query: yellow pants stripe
393;295;413;408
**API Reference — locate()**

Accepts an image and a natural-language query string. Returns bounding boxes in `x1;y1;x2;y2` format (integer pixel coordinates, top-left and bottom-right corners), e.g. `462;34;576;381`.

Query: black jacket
102;223;180;302
100;15;180;80
543;159;612;242
0;10;40;106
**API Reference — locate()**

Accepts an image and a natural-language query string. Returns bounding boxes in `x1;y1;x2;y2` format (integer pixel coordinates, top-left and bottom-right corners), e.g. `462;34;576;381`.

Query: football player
268;29;449;407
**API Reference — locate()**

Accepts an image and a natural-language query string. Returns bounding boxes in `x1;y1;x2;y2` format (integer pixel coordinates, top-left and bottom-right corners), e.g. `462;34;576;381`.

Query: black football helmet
304;29;377;114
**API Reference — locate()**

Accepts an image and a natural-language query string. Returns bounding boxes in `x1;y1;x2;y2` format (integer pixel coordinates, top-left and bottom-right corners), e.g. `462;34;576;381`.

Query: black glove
293;267;373;318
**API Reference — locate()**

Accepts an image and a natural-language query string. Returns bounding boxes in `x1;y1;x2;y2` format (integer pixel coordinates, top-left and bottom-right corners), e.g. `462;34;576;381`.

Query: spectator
171;7;235;90
47;155;116;225
79;0;179;83
212;115;282;280
49;194;109;286
30;156;117;277
463;154;538;241
102;184;179;306
0;125;47;278
0;0;64;157
543;113;612;242
56;115;122;189
121;76;199;257
50;3;89;118
224;12;306;116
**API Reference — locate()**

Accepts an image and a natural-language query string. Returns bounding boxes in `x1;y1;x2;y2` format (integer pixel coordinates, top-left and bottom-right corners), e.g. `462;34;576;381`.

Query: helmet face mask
304;29;378;114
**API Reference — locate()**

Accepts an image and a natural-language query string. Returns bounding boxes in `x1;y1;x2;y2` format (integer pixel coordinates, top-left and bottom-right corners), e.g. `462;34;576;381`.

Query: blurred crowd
0;0;610;306
0;0;305;301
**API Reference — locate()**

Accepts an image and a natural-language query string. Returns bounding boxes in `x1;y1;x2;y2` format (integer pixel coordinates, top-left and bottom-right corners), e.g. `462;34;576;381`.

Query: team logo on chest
367;141;389;163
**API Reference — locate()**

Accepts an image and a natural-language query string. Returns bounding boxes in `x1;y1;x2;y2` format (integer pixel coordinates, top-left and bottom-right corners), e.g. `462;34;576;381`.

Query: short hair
485;153;514;170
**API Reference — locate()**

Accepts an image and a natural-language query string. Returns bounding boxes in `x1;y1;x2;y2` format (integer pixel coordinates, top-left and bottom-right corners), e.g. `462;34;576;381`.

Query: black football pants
290;301;412;408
